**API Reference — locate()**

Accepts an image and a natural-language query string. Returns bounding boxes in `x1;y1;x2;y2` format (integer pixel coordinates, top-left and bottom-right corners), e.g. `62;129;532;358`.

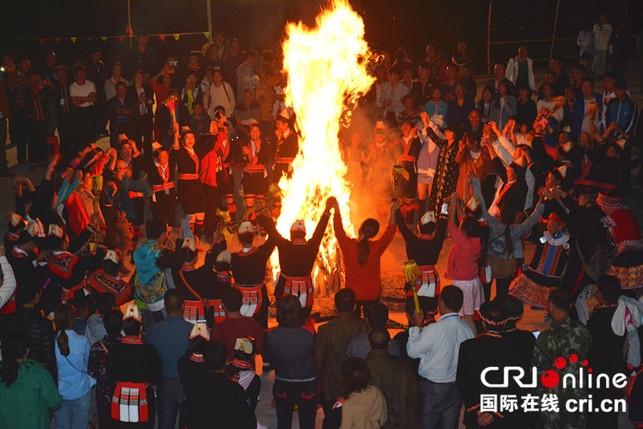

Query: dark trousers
12;112;28;162
419;379;462;429
354;297;380;318
27;118;47;164
72;106;96;150
0;117;7;172
130;115;153;162
97;401;112;429
203;184;224;236
58;112;76;158
321;399;342;429
152;192;177;227
156;377;184;429
273;379;319;429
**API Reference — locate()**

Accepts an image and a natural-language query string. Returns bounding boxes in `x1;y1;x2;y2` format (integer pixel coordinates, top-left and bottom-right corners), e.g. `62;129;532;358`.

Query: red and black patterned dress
604;208;643;290
87;269;132;306
510;231;574;308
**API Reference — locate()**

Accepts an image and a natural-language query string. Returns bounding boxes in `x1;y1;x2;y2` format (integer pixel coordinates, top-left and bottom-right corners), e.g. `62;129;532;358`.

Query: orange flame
272;0;375;294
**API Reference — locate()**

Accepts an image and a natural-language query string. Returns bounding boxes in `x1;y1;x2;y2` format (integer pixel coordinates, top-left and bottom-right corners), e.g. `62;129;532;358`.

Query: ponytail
357;238;370;266
57;330;70;357
504;226;514;257
357;219;380;267
54;304;76;357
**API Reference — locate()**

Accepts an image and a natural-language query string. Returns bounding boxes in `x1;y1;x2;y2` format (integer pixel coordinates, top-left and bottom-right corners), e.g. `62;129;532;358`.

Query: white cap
234;337;255;354
182;238;198;252
104;249;118;264
47;224;63;238
151;142;163;153
290;219;306;233
189;323;210;340
216;250;232;264
238;221;255;235
123;303;142;323
420;211;436;225
10;213;27;228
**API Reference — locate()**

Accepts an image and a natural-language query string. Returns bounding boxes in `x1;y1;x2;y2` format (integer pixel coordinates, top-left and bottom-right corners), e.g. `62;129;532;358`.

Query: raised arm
309;203;332;250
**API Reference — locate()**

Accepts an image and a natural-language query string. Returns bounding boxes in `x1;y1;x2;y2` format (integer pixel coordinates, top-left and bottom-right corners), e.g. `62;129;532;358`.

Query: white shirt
593;23;612;51
536;99;564;124
104;77;128;102
69;80;97;108
378;81;410;118
0;256;17;310
407;313;474;383
205;81;235;119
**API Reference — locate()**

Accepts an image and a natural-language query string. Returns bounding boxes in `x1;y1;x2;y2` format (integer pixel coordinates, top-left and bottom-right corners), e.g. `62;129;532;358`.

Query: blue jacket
571;93;602;138
605;95;638;137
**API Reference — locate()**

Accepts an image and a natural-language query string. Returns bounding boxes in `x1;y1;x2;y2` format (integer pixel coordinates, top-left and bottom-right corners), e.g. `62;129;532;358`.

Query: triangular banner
39;39;46;45
159;34;166;42
173;34;180;41
118;36;125;43
126;26;134;35
70;37;77;43
203;31;210;40
101;36;108;42
54;38;61;44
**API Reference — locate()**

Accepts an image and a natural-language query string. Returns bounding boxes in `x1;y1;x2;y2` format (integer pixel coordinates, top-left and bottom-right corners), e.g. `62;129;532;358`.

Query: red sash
280;274;314;308
111;381;149;423
234;284;263;317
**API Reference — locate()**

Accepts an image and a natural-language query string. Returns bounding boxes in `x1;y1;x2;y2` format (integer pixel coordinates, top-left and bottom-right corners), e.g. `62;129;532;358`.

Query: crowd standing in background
0;11;643;429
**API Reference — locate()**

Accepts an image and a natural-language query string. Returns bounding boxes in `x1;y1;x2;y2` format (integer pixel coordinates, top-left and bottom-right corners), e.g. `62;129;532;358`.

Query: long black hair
357;218;380;266
499;204;518;257
0;331;30;387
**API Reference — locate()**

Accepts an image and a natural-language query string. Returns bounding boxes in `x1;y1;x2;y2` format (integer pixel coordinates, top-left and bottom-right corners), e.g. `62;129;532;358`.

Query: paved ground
3;61;643;428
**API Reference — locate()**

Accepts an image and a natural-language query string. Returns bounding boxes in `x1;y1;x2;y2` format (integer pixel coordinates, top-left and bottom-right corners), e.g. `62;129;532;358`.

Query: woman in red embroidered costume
107;304;161;428
597;193;643;291
145;143;177;227
241;122;269;226
87;250;132;306
172;126;205;236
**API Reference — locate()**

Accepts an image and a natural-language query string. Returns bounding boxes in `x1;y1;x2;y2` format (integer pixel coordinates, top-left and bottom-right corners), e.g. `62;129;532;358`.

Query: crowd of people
0;13;642;429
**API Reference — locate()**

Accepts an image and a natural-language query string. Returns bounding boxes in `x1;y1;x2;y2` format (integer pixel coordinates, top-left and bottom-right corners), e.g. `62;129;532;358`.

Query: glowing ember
273;0;375;295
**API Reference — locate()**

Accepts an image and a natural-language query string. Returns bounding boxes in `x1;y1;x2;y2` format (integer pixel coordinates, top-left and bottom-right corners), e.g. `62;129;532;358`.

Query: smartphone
441;203;449;215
